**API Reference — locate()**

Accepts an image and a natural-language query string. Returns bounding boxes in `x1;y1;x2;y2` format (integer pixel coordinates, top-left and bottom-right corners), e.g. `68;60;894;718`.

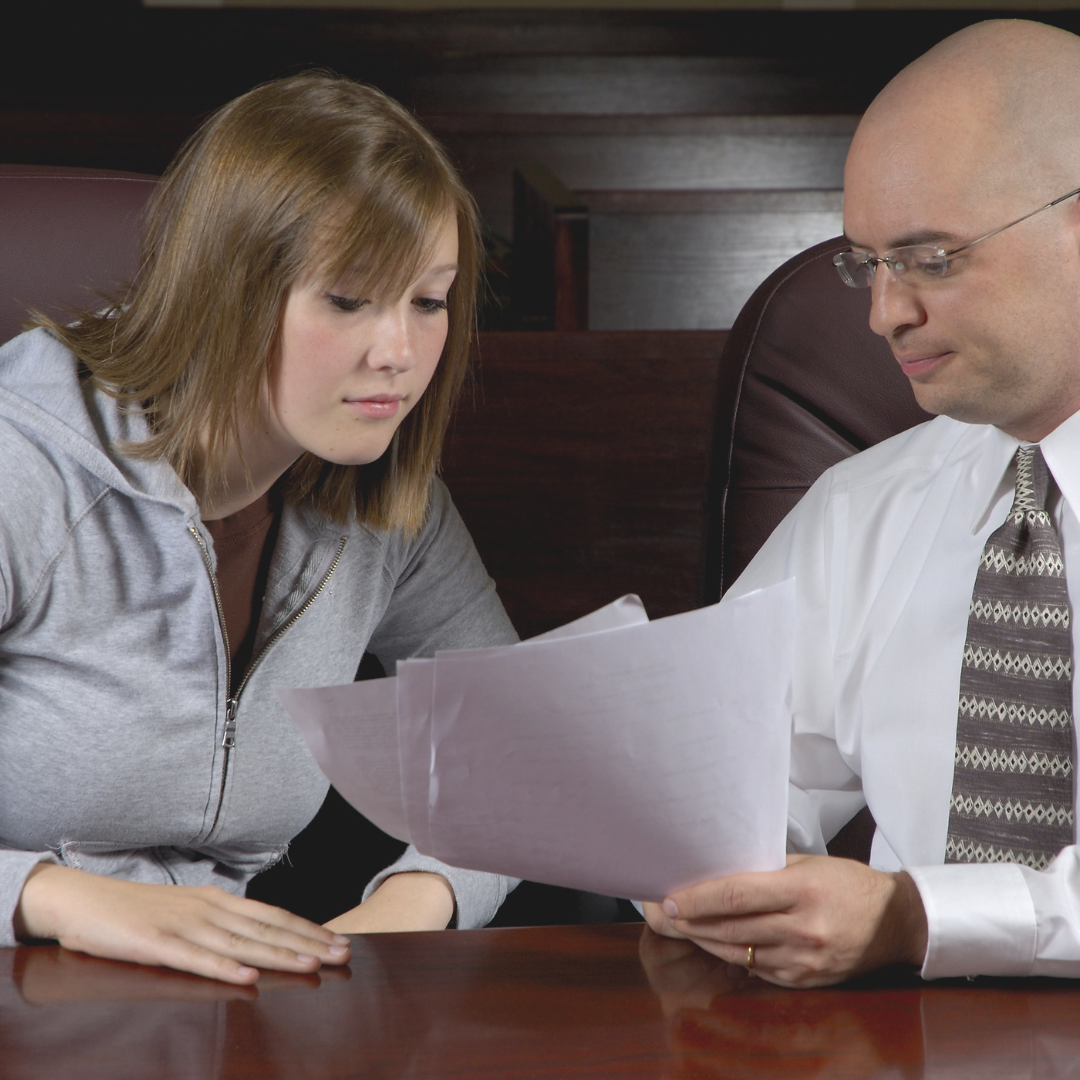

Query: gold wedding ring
746;944;756;971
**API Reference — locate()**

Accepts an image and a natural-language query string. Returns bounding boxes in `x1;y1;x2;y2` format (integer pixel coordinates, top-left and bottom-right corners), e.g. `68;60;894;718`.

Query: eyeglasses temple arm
945;185;1080;257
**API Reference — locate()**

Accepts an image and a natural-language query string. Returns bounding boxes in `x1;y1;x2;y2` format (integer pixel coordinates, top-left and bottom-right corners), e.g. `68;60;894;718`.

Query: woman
0;74;516;983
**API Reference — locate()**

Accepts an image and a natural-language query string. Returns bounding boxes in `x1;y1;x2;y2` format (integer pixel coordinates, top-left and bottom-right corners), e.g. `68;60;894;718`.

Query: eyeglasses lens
832;251;874;288
833;247;949;288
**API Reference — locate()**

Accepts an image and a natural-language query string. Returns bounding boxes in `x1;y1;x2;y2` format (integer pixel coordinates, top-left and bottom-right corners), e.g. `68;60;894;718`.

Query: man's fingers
641;901;689;940
666;912;804;950
665;871;799;922
658;857;928;988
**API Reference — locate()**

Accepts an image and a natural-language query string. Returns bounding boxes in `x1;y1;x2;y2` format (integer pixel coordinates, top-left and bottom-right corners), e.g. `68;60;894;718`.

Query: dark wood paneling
2;6;1051;190
435;114;855;238
403;55;857;117
588;190;843;330
442;331;727;640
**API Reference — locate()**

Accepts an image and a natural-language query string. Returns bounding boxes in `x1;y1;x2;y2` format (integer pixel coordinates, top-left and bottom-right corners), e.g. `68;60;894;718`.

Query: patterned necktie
947;445;1075;869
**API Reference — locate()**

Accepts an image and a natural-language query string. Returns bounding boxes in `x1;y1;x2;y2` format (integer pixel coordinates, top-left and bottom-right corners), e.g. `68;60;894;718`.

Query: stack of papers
278;581;794;902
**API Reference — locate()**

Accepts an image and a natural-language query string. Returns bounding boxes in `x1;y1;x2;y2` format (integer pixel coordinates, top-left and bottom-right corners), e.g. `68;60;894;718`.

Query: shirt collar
969;424;1023;534
966;408;1080;533
1040;407;1080;522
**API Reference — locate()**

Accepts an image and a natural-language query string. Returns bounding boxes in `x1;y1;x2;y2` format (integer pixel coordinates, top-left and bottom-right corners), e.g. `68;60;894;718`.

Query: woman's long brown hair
44;73;480;534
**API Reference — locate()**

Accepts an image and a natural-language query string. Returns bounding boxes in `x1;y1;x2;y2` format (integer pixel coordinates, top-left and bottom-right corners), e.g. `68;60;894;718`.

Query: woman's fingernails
328;944;349;958
332;934;350;945
662;899;679;919
296;954;317;964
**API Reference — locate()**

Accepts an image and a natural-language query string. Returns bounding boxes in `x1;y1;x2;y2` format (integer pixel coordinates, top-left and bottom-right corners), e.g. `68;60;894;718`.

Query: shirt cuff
906;862;1036;979
362;846;517;929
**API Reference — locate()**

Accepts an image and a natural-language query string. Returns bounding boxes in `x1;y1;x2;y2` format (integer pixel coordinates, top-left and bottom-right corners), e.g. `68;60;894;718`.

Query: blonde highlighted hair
47;72;481;534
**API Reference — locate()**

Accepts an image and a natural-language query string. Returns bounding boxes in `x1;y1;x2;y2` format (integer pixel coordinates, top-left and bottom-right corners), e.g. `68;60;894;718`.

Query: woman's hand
15;863;351;985
322;871;455;934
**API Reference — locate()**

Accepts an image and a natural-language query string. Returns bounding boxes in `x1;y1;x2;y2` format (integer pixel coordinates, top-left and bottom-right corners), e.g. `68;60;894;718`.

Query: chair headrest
706;235;932;599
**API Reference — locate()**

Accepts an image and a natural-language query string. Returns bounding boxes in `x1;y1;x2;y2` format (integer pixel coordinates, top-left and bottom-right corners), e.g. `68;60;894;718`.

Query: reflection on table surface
2;923;1079;1079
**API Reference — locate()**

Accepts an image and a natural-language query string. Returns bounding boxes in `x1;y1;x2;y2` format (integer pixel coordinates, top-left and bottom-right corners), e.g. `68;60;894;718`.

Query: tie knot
1013;446;1053;515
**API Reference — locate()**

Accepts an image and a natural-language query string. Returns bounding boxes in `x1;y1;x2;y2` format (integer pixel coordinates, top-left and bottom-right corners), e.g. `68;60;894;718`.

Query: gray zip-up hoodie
0;328;518;945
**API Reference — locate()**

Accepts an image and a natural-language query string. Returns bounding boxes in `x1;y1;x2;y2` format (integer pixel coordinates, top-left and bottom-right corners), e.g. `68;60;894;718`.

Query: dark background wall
5;4;1077;178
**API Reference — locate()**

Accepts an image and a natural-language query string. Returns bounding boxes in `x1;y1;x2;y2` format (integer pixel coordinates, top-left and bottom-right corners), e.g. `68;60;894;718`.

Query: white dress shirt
727;408;1080;979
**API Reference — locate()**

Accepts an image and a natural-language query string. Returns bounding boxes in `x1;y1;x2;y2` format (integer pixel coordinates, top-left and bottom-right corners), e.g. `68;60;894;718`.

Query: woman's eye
327;294;366;312
413;297;448;314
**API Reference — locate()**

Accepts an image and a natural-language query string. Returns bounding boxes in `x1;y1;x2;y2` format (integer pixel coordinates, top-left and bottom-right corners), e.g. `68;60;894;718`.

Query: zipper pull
222;697;238;749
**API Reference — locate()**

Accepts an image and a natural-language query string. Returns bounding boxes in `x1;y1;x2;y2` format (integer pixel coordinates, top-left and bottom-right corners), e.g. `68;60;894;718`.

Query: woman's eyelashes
326;294;366;312
412;296;448;314
324;294;446;314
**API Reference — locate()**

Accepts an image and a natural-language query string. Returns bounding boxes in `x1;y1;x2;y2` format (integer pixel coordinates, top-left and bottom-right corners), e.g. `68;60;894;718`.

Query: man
645;19;1080;985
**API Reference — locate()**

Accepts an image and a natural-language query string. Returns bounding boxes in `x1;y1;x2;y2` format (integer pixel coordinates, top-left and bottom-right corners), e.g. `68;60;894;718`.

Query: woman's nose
367;303;415;372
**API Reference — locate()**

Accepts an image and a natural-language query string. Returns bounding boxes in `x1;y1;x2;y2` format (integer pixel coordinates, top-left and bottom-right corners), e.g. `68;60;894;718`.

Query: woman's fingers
18;865;351;984
186;888;352;962
153;894;351;976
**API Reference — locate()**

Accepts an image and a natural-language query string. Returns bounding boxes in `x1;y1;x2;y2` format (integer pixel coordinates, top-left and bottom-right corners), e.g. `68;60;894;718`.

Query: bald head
843;20;1080;441
852;21;1080;206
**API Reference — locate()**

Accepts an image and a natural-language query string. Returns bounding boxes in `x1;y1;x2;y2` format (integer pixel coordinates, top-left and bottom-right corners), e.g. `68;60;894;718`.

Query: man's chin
907;381;991;425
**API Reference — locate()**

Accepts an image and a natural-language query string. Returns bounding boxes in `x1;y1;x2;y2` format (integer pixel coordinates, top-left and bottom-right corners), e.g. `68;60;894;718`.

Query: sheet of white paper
276;678;411;843
423;580;794;901
524;593;647;643
276;594;652;852
396;657;436;855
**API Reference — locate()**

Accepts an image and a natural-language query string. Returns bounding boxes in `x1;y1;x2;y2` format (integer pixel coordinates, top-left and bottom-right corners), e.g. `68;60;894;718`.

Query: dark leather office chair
0;164;156;344
704;235;932;862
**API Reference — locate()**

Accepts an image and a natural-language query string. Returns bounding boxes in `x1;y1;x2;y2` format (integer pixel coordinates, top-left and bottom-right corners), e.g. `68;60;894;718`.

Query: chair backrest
0;165;157;345
704;235;932;602
703;234;932;864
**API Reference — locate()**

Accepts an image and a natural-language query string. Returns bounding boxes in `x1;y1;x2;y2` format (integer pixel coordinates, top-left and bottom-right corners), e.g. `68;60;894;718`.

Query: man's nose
867;267;927;340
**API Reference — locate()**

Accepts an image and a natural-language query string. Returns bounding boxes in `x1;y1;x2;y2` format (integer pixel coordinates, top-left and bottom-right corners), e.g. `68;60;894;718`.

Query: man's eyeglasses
832;184;1080;288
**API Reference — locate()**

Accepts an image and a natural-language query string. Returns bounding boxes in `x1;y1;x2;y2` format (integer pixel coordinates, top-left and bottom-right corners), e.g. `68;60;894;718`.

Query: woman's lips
345;394;403;419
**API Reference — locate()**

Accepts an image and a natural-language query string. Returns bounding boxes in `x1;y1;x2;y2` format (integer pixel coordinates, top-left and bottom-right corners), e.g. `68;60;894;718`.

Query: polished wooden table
3;923;1079;1079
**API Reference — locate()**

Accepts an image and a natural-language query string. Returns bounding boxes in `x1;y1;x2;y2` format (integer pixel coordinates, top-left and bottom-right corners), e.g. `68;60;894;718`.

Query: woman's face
264;217;458;471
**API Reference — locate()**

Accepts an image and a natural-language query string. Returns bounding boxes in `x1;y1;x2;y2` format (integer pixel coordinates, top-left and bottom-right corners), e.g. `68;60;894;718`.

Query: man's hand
15;864;351;985
642;854;928;988
322;871;455;934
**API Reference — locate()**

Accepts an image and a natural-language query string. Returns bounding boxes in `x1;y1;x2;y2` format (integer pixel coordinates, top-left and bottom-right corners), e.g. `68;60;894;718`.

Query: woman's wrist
323;871;455;934
14;863;73;942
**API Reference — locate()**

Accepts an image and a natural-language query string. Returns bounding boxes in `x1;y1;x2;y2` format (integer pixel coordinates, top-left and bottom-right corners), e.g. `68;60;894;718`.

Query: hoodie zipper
190;527;348;837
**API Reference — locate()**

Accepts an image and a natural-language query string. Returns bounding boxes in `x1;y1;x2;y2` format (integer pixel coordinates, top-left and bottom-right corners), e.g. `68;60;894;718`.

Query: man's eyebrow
843;229;960;252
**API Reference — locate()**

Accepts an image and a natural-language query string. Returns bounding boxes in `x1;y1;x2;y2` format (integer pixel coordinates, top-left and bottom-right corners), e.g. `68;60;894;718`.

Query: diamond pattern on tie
969;598;1070;629
954;743;1072;776
958;696;1071;729
947;446;1076;869
962;646;1071;679
950;791;1074;828
944;838;1056;871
